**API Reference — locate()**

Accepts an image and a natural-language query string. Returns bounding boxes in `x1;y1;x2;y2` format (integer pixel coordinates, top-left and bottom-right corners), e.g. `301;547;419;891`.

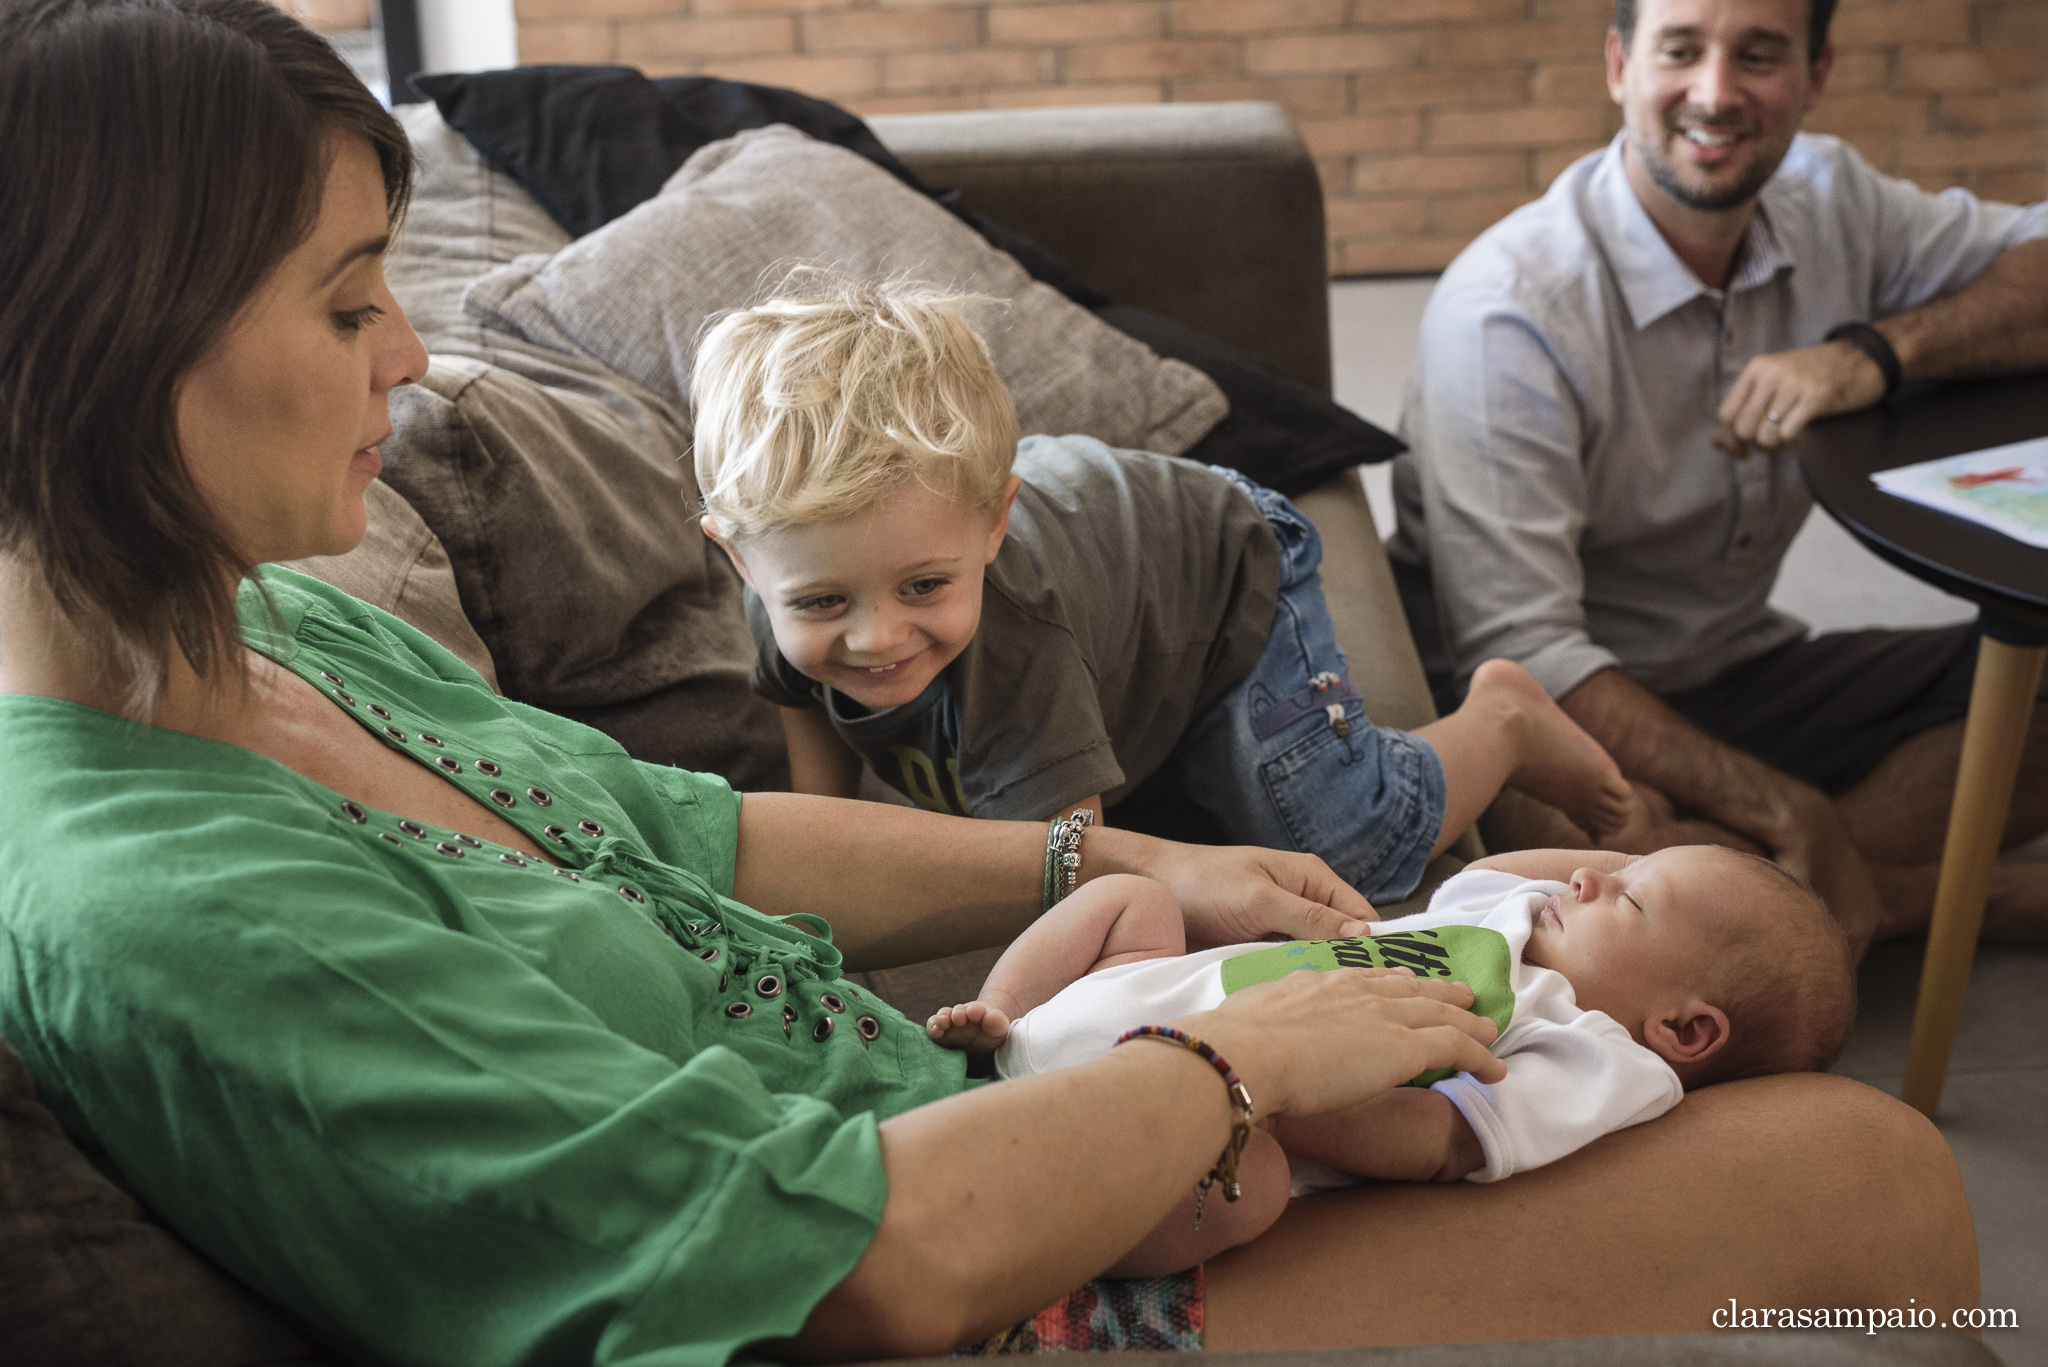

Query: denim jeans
1150;471;1447;905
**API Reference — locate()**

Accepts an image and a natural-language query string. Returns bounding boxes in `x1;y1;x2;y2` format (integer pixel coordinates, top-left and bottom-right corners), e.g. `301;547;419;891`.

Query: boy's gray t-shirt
746;434;1281;819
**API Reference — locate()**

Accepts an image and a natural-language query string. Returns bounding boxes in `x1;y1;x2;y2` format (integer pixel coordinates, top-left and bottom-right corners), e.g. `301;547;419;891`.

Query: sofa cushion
378;355;787;790
461;125;1229;459
0;1037;333;1367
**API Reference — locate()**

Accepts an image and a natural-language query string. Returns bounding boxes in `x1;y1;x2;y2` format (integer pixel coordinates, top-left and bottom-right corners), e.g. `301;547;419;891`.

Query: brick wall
514;0;2048;277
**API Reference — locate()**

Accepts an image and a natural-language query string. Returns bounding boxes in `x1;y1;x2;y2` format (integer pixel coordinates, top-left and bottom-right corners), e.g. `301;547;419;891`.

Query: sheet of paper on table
1871;436;2048;549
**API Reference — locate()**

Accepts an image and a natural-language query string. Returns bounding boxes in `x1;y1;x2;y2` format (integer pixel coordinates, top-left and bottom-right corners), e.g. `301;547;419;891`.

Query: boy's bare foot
926;1000;1012;1052
1468;659;1633;842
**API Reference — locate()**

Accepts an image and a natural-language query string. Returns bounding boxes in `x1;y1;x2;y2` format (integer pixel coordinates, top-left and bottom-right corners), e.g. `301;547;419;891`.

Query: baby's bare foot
926;1000;1012;1053
1470;659;1633;841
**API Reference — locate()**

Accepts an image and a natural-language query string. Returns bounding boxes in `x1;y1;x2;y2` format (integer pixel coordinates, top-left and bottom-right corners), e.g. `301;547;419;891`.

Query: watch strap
1824;321;1903;398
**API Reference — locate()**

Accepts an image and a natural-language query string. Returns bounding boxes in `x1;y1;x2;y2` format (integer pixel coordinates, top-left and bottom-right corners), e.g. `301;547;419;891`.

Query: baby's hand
926;1000;1011;1053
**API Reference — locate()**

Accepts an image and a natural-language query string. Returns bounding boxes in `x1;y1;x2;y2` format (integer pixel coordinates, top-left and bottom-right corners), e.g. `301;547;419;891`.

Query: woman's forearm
782;1041;1240;1360
776;971;1507;1360
733;793;1375;969
733;792;1053;968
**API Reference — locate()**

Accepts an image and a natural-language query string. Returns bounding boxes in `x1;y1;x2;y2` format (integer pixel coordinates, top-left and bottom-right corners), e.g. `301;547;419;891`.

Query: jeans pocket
1259;722;1431;902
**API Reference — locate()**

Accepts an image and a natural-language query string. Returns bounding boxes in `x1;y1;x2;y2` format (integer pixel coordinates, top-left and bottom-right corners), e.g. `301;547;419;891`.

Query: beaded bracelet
1114;1025;1256;1229
1041;808;1095;912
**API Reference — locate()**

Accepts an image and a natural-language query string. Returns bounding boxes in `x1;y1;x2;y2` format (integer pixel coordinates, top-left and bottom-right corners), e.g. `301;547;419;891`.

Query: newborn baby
929;846;1855;1271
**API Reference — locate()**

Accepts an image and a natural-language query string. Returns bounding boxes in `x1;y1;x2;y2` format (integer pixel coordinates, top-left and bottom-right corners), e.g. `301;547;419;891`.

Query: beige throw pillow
461;125;1229;456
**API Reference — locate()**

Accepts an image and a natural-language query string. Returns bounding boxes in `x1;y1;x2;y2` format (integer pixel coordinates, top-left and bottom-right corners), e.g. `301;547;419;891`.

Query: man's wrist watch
1824;321;1903;398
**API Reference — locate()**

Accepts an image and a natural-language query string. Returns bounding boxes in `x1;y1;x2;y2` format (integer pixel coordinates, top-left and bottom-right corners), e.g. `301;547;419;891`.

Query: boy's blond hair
692;269;1020;539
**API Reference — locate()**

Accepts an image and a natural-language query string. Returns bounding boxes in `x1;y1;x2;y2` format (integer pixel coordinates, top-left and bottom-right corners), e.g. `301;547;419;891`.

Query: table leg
1901;632;2046;1119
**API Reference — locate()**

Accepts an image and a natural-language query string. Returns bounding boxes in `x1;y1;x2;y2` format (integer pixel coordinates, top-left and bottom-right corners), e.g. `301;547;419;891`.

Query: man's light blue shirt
1390;132;2048;699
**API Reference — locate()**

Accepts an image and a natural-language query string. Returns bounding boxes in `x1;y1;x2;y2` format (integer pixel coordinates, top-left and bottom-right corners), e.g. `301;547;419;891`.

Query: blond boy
695;274;1634;904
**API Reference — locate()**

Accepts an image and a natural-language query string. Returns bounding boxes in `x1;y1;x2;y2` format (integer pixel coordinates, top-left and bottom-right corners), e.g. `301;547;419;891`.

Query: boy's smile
710;477;1020;711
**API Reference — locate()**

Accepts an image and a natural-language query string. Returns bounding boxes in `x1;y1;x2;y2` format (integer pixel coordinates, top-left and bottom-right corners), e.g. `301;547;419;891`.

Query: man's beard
1631;123;1783;212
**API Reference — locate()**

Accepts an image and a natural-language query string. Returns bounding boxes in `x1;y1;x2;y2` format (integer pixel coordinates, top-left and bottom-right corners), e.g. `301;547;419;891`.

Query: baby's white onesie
994;867;1682;1183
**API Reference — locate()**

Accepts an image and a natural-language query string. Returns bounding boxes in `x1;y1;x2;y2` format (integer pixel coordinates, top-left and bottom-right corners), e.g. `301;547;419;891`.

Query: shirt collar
1588;133;1796;330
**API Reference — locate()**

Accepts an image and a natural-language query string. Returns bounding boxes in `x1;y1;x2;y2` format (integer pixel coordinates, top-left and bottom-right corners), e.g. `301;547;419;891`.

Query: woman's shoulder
242;566;490;692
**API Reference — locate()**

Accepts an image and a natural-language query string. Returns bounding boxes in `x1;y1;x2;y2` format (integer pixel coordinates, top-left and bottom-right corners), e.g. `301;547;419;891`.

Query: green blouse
0;568;971;1367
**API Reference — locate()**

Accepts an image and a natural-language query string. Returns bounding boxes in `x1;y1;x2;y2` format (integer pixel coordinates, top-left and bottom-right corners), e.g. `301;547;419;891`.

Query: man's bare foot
1467;659;1633;841
926;1000;1012;1052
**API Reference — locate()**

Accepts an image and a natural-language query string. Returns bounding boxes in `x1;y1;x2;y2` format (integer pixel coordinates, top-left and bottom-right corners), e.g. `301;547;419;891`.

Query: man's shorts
1147;471;1447;906
1660;623;2010;796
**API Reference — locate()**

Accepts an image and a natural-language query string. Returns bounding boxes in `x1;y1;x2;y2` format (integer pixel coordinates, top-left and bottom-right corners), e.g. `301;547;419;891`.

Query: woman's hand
1184;968;1506;1120
1095;832;1378;948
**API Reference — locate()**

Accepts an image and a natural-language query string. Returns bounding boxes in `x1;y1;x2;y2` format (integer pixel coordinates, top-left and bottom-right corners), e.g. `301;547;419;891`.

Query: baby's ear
1646;998;1729;1065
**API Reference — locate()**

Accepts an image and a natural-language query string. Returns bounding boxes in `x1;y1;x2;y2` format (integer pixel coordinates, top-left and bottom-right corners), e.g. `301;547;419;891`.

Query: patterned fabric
959;1268;1203;1355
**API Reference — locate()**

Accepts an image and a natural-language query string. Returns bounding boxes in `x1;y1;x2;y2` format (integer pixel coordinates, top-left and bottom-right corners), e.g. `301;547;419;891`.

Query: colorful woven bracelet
1114;1025;1256;1228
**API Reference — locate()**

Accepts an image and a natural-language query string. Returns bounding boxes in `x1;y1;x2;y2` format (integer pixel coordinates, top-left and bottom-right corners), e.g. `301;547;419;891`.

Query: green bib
1218;926;1517;1086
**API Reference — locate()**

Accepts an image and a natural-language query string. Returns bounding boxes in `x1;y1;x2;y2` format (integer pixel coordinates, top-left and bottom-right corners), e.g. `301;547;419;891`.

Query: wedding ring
1766;410;1782;424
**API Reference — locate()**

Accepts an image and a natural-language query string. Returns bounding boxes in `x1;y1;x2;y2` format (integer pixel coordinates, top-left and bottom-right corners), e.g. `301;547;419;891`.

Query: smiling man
1389;0;2048;952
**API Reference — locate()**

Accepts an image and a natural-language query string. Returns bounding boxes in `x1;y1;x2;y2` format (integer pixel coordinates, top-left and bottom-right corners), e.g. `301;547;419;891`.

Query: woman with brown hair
0;2;1978;1362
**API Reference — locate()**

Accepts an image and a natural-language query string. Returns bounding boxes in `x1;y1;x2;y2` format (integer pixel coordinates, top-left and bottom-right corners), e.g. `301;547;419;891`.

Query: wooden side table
1797;372;2048;1117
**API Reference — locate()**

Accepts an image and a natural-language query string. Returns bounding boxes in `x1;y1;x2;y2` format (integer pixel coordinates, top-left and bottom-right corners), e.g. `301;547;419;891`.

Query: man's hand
1713;339;1887;455
1761;782;1888;957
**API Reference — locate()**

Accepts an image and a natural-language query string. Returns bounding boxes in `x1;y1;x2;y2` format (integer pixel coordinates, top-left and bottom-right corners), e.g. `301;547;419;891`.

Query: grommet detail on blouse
498;853;527;867
781;1005;797;1037
527;788;553;807
320;670;345;687
856;1016;881;1043
397;820;426;838
379;832;402;845
339;801;367;824
720;971;730;992
542;824;568;844
725;1001;753;1019
489;789;516;809
368;704;392;720
699;947;720;963
812;1018;834;1042
617;886;645;904
754;974;783;998
381;726;408;743
418;733;444;748
578;820;604;838
820;992;846;1014
434;842;465;859
333;689;357;707
455;834;483;848
436;757;463;775
553;868;582;882
475;760;502;777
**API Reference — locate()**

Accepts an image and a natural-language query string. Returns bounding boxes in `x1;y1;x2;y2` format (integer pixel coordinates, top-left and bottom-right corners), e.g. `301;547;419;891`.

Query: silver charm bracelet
1041;807;1095;912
